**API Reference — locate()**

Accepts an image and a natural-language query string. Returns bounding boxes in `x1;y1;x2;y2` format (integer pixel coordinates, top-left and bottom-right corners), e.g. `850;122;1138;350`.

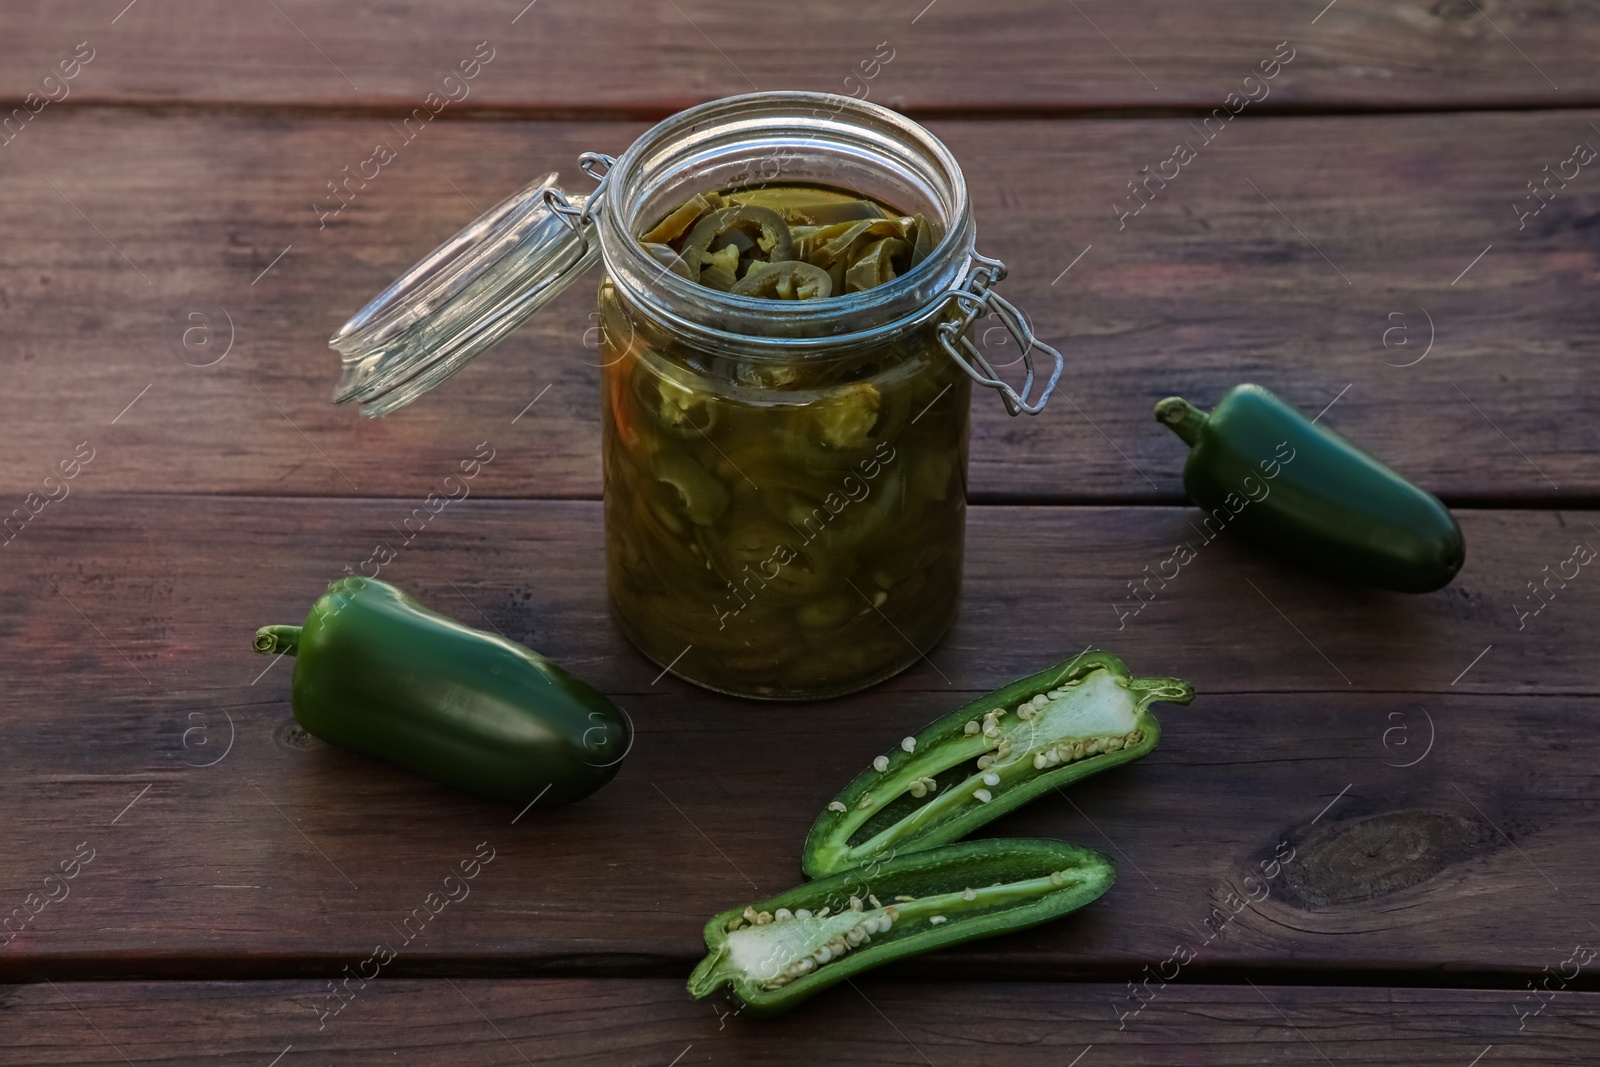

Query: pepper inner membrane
721;871;1083;991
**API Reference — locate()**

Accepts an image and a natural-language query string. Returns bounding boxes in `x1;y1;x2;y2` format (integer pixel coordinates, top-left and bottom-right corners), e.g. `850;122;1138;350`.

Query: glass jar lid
329;165;608;418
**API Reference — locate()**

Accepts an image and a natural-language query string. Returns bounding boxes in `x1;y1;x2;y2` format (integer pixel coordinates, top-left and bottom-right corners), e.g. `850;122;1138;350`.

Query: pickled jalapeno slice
844;237;910;293
800;218;907;270
652;444;731;526
731;260;833;300
907;212;936;266
637;183;941;300
723;185;890;226
640;191;724;245
680;206;795;290
641;242;694;279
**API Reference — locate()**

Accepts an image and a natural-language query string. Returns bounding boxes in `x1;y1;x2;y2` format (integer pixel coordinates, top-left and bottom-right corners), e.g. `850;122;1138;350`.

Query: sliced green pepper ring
732;260;833;300
630;364;720;441
802;651;1195;878
680;206;794;288
697;245;742;292
651;444;730;526
806;381;881;451
799;218;909;269
689;838;1115;1017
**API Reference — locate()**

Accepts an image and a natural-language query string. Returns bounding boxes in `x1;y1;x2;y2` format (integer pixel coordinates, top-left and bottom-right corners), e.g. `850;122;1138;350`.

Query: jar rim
597;90;974;346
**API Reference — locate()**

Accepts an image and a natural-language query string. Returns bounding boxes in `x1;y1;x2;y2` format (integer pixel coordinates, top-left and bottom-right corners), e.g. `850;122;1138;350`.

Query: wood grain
0;496;1594;977
2;1;1597;113
2;109;1595;502
3;979;1590;1065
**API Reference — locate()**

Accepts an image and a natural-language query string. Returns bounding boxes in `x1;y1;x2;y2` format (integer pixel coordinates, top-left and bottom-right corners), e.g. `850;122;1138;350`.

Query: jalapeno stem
1154;396;1209;446
253;625;301;656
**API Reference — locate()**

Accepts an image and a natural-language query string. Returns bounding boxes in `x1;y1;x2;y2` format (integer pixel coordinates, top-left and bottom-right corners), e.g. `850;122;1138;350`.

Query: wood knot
275;719;323;752
1268;811;1494;908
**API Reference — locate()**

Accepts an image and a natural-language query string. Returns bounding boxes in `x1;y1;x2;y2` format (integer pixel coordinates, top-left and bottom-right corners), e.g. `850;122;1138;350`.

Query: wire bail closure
542;152;616;241
935;251;1063;416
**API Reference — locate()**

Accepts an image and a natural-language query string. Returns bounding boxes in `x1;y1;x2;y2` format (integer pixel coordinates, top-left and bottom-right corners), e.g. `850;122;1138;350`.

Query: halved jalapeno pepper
689;838;1114;1016
802;651;1194;878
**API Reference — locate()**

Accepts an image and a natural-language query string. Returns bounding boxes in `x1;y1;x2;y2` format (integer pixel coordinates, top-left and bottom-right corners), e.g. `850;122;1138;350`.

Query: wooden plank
2;1;1598;112
0;497;1594;977
2;109;1595;503
3;979;1591;1065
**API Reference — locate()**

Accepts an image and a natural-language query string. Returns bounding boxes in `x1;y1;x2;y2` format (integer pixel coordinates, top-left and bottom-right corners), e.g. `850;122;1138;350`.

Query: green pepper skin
254;577;630;806
689;839;1114;1017
1155;384;1465;593
801;652;1193;879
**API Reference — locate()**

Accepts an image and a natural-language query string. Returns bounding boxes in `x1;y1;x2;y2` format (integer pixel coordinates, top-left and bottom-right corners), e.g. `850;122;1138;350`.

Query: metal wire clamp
541;151;617;241
935;251;1064;416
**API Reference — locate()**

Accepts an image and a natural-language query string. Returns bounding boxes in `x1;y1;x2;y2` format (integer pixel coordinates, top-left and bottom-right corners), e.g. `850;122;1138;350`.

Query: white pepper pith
720;870;1085;990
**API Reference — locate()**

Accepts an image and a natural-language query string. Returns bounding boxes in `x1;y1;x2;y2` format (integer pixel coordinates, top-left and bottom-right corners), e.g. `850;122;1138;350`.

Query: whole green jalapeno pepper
689;838;1115;1017
1155;383;1465;593
253;577;630;806
802;651;1193;879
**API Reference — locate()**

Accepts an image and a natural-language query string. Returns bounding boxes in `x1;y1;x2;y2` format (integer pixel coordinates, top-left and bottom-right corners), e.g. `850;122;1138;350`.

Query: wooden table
3;2;1596;1062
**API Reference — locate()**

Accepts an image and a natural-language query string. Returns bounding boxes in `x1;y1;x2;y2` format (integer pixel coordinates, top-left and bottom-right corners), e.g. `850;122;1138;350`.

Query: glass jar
327;91;1061;701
